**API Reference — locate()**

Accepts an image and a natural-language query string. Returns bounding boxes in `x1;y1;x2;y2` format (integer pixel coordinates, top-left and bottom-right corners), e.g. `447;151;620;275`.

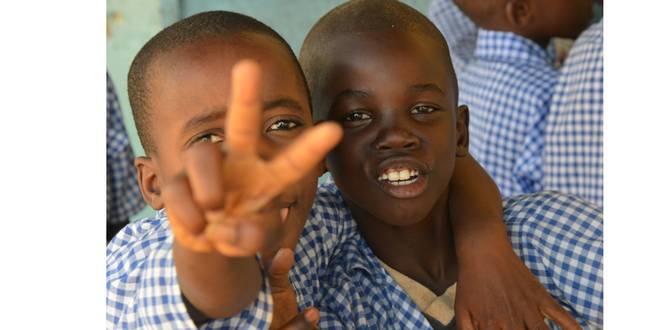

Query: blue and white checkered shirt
427;0;477;84
459;30;558;197
543;21;603;208
107;73;145;224
107;182;602;329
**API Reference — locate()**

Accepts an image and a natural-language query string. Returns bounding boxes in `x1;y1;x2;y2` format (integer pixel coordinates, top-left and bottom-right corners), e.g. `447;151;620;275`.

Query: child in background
106;73;145;242
299;0;602;328
427;0;477;85
447;0;593;197
543;19;603;207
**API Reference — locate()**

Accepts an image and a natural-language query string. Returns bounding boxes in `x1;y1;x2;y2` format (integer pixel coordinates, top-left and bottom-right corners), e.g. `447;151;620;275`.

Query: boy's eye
196;133;223;144
344;111;372;122
266;119;301;132
410;105;440;114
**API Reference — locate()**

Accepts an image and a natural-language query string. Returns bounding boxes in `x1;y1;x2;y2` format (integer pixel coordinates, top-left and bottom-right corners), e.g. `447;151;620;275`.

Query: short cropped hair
300;0;458;121
128;10;309;155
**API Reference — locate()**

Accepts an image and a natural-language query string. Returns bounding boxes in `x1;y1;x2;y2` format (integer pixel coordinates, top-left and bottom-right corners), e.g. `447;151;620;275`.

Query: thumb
268;248;295;293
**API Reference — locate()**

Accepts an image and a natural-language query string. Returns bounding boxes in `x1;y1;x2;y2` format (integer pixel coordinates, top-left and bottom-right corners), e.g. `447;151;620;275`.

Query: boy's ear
504;0;533;28
455;105;469;157
135;156;164;210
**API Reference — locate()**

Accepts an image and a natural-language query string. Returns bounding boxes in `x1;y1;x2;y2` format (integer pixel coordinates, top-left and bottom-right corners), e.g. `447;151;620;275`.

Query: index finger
266;122;342;194
226;60;263;157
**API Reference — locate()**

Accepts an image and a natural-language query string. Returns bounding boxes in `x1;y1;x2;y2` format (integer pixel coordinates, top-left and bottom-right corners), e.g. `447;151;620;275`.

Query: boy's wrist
173;240;264;319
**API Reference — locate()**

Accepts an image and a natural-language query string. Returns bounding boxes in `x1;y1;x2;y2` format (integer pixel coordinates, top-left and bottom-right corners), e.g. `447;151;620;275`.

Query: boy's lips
372;158;429;199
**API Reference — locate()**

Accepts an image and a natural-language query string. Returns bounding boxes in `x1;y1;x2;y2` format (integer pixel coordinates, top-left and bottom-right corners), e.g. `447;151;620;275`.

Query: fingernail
279;207;290;224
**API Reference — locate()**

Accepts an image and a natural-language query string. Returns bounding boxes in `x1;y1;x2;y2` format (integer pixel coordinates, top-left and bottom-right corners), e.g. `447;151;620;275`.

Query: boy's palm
163;60;342;256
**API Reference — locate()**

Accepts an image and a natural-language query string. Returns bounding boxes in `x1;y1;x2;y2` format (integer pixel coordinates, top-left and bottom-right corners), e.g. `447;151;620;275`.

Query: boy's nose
373;127;420;151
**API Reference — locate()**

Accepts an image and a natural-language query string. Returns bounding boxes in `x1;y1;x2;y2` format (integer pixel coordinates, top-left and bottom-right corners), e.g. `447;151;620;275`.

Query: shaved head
300;0;458;121
128;11;308;155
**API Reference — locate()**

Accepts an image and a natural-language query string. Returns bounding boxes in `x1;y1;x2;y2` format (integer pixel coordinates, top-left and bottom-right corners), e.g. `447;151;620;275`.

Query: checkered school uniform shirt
107;182;602;329
107;73;145;224
543;21;603;208
459;30;558;197
427;0;477;82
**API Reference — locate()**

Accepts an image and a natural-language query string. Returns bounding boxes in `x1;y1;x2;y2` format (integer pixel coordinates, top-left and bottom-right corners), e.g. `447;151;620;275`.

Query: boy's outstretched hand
163;60;342;257
454;232;581;330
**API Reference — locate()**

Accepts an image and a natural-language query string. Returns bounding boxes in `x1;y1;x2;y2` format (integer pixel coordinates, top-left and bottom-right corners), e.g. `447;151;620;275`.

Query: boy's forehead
323;31;456;92
156;34;290;77
328;29;452;74
149;34;307;106
146;35;310;132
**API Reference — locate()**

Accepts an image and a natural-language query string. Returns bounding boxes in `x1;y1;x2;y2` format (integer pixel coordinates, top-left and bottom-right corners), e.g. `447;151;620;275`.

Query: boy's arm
449;154;580;329
161;61;341;322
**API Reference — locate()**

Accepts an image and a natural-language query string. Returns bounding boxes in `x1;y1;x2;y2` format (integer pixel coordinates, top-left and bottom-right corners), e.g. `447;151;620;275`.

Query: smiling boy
107;8;601;330
106;11;343;328
299;0;602;328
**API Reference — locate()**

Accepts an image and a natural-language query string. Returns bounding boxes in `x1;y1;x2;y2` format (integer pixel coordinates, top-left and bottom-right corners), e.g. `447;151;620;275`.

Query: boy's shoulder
310;178;353;224
106;210;172;280
107;210;171;250
472;29;556;72
502;191;602;231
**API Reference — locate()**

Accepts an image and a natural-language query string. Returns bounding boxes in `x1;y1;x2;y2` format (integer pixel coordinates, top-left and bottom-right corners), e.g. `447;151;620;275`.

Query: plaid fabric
427;0;477;83
106;182;602;329
459;30;558;197
319;184;602;329
543;21;603;207
504;191;603;329
106;210;273;329
106;183;355;330
107;73;145;224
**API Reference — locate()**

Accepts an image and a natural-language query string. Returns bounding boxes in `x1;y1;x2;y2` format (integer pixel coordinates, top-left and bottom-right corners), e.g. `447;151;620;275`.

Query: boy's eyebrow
182;98;304;134
330;89;370;109
183;107;226;134
408;83;446;95
263;97;304;114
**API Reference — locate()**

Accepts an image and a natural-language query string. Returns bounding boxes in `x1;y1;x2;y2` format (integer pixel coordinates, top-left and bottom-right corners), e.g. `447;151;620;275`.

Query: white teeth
378;167;420;183
390;178;416;186
388;172;399;181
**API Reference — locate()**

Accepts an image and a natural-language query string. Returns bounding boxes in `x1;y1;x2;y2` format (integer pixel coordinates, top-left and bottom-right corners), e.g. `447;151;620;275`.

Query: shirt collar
475;29;552;65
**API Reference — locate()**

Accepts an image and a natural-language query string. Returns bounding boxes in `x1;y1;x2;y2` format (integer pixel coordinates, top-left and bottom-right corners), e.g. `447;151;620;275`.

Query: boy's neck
527;35;550;49
348;197;457;296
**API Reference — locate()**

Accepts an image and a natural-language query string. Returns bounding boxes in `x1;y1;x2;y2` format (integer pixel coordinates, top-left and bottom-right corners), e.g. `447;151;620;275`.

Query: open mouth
374;162;428;199
377;167;420;186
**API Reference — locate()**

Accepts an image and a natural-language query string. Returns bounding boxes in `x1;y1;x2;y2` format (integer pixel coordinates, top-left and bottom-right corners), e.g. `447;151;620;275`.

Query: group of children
429;0;603;206
107;1;603;329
